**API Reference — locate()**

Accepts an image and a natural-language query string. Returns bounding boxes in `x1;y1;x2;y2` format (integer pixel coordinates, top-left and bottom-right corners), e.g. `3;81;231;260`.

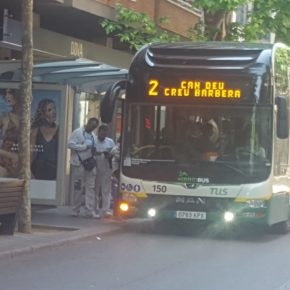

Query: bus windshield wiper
213;160;250;179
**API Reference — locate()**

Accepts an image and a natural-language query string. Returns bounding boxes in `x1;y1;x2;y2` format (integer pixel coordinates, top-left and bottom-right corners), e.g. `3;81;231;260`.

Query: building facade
0;0;201;64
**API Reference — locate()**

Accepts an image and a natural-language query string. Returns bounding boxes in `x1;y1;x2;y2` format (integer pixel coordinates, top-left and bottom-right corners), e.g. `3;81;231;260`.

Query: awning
0;58;128;93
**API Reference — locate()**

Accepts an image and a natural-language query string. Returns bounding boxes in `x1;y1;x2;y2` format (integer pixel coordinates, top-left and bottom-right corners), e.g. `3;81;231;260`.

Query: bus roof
148;41;274;50
131;41;280;71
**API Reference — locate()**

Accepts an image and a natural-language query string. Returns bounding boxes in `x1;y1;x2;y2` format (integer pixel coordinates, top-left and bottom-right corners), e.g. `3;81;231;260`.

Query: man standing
95;124;116;217
68;117;99;218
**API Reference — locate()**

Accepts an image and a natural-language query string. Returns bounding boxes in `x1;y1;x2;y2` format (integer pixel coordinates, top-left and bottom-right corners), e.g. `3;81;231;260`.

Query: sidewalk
0;206;125;259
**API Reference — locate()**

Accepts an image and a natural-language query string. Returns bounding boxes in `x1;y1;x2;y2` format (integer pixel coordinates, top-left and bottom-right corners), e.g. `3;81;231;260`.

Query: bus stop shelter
0;58;128;206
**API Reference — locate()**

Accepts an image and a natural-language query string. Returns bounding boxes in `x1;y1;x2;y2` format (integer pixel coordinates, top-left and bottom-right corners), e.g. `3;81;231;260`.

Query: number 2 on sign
148;80;159;96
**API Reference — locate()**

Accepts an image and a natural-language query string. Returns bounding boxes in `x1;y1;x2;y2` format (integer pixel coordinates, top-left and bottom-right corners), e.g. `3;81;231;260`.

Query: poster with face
31;90;61;181
0;83;66;203
0;88;21;178
0;88;61;181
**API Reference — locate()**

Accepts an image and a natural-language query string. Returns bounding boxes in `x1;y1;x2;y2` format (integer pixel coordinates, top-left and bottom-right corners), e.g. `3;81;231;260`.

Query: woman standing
31;99;59;180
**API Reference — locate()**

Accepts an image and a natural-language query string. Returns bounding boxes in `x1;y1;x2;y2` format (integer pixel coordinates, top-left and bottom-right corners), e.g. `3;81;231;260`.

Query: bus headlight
147;208;157;218
224;211;235;223
119;202;129;212
246;200;267;208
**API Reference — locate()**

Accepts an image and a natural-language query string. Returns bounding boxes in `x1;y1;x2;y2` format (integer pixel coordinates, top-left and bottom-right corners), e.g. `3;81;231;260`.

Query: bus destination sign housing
148;79;242;99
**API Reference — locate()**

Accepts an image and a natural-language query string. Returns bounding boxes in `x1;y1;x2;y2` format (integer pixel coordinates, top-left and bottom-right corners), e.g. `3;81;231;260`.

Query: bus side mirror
100;80;127;124
276;96;289;139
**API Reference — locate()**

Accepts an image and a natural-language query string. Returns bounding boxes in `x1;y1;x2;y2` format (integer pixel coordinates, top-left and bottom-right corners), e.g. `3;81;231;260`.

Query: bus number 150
153;185;167;193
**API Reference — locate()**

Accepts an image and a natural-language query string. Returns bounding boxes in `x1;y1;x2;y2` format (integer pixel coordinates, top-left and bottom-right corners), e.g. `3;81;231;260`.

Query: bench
0;179;24;235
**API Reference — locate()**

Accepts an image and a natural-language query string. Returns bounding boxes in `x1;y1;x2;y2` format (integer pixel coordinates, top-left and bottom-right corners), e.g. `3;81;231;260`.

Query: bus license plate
176;211;206;220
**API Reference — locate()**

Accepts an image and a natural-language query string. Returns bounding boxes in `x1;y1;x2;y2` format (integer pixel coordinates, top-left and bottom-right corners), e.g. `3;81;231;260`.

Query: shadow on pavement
122;219;285;243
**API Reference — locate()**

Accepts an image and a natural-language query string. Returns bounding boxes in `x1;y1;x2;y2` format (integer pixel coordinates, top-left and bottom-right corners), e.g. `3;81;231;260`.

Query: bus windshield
122;104;272;185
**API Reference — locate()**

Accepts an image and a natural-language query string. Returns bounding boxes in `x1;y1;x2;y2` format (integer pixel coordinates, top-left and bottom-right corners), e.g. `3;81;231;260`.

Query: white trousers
71;165;96;215
95;170;112;213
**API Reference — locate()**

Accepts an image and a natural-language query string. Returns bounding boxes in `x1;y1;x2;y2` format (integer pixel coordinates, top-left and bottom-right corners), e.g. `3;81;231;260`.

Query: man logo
175;197;206;205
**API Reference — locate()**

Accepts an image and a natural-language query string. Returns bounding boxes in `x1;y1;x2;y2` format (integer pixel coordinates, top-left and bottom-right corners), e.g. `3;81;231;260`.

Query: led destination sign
148;79;241;99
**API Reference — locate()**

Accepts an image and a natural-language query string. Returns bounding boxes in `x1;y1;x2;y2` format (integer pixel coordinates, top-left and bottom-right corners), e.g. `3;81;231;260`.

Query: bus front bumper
116;199;268;226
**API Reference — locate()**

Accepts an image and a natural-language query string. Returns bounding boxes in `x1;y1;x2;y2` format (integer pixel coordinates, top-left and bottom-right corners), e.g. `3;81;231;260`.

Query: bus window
123;103;271;184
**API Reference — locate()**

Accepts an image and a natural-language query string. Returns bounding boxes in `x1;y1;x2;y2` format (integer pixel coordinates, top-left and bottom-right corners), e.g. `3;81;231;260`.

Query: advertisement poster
0;87;61;200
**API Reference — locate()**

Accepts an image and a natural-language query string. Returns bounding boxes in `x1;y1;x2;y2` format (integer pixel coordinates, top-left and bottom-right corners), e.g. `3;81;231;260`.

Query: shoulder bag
76;132;97;171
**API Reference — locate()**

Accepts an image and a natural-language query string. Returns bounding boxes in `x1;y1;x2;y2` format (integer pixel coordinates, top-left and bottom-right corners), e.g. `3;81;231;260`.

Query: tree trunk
18;0;33;233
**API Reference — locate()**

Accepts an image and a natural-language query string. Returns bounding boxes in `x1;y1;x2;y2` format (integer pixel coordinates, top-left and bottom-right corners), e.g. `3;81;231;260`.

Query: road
1;221;290;290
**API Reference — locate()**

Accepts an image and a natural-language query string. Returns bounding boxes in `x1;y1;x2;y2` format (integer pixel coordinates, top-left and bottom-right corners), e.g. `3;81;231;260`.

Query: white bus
101;42;290;233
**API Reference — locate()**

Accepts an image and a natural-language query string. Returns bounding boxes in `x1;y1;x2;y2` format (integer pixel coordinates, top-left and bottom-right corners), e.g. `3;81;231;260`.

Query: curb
0;223;124;260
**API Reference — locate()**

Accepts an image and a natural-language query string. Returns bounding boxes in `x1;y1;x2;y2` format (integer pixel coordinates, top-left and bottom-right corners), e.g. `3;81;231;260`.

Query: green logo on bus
177;171;197;183
177;171;210;184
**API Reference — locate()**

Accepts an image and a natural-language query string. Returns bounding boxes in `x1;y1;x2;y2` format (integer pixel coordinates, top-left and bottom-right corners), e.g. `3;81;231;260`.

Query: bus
101;42;290;233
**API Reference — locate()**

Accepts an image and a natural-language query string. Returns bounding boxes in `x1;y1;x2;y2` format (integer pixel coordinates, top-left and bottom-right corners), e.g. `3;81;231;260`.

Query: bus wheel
269;220;289;235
